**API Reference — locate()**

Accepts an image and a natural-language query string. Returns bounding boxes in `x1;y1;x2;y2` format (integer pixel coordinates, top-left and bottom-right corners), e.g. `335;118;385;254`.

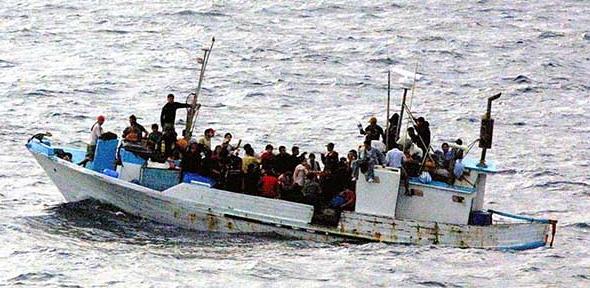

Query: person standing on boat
198;128;215;151
351;139;385;183
359;116;384;142
321;142;339;173
160;94;193;133
79;115;105;166
384;113;399;150
414;117;431;156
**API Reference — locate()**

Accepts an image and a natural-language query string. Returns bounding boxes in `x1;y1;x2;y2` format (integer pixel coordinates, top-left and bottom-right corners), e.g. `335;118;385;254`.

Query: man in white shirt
79;115;105;166
385;145;404;168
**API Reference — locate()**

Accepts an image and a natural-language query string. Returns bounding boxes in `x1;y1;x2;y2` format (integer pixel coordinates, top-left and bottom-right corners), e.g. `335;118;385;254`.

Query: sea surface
1;1;589;287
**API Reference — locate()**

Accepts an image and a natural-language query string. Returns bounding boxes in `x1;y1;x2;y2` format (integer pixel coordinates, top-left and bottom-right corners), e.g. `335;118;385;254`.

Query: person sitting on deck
277;171;295;200
351;139;385;183
180;139;203;175
329;189;356;211
302;172;322;207
122;115;148;143
321;142;339;173
274;146;291;174
259;169;280;199
385;144;405;169
147;124;163;151
452;150;466;180
359;116;384;142
198;128;215;151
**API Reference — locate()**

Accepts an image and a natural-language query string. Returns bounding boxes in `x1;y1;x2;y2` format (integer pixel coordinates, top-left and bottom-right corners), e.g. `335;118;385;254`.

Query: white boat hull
31;151;555;250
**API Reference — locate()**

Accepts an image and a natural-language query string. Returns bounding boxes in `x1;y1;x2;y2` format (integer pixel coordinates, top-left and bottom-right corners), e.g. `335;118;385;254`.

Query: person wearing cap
321;142;339;173
359;116;384;142
122;114;148;143
198;128;215;151
79;115;105;166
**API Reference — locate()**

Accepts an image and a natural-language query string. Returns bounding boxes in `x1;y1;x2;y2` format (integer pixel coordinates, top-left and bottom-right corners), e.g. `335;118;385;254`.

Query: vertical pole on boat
397;88;408;140
185;37;215;139
385;70;391;149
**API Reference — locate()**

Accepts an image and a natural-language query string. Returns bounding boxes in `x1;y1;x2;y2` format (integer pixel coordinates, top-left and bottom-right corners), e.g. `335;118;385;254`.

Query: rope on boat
488;209;558;247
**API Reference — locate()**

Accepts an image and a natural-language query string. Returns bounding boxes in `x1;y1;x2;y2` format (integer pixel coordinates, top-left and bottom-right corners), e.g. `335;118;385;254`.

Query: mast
185;37;215;139
385;70;391;149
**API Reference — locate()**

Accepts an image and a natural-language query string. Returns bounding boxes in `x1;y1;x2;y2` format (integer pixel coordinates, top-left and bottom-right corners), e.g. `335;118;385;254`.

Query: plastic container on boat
183;172;216;188
89;139;118;173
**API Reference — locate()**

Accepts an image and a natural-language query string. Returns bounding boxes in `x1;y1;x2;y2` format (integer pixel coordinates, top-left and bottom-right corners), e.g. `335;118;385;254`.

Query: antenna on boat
185;37;215;139
477;93;501;167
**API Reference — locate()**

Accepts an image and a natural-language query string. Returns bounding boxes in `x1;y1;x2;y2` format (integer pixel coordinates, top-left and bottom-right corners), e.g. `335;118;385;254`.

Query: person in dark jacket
321;142;339;173
180;140;202;175
359;116;384;142
160;94;193;133
384;113;399;150
414;117;431;155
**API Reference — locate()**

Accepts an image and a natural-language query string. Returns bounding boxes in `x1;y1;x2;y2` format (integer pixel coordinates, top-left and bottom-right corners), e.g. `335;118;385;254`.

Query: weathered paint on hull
31;152;553;249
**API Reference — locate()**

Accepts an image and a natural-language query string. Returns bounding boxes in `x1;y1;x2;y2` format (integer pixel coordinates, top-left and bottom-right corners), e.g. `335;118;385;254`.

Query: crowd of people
83;93;469;211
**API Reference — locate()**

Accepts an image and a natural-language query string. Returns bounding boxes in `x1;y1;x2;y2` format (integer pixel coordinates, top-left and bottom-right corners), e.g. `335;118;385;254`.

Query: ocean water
1;1;589;287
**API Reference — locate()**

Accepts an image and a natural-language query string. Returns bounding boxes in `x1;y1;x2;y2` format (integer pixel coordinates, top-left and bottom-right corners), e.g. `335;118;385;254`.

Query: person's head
407;127;416;136
224;133;232;141
189;139;198;152
213;145;222;155
389;113;399;124
416;117;425;126
265;144;273;152
309;153;316;160
455;138;463;146
151;123;159;132
244;143;252;150
245;147;255;156
204;128;215;138
455;149;464;160
369;116;377;125
347;149;357;160
129;115;137;125
442;142;449;152
326;142;335;152
167;93;174;103
292;146;299;156
278;146;286;154
97;115;105;125
364;139;372;149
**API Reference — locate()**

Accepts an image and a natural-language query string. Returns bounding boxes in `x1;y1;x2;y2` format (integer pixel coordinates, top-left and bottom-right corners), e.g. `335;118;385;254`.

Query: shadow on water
21;199;285;248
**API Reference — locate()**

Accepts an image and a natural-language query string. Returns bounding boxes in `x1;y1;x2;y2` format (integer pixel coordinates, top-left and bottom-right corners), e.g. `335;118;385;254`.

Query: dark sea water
1;1;589;287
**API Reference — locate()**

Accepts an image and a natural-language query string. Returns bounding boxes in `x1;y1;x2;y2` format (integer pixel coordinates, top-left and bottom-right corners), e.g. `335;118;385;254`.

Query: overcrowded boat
27;39;557;250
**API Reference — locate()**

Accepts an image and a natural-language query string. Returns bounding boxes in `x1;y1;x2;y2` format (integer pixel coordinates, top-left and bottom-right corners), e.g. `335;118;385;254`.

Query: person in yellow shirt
241;146;260;173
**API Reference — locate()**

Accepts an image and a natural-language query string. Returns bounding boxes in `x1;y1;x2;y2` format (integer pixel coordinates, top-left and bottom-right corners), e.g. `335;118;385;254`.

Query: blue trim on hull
498;241;546;251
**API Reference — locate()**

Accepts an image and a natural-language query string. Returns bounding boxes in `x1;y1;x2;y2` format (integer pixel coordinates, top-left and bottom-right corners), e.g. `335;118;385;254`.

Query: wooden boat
27;41;557;249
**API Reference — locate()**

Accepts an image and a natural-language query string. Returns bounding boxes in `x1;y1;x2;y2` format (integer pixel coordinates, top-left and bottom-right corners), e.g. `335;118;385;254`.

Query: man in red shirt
259;170;279;198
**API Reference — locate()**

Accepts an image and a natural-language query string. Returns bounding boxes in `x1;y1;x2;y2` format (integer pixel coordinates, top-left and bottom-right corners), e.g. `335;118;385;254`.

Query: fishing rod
185;37;215;139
